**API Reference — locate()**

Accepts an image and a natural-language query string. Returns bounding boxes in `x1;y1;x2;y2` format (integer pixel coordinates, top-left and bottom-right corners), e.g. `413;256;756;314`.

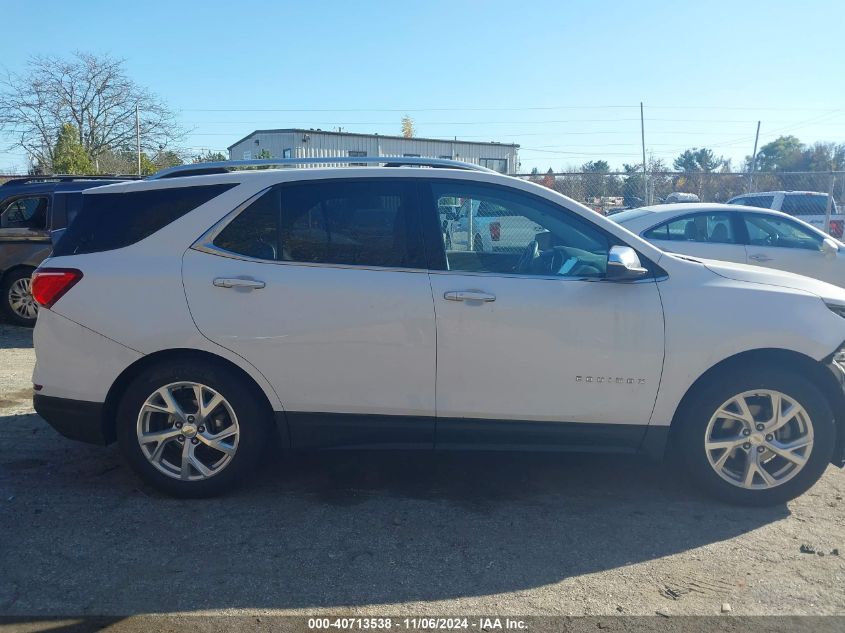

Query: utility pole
748;120;761;193
135;104;141;176
640;102;647;204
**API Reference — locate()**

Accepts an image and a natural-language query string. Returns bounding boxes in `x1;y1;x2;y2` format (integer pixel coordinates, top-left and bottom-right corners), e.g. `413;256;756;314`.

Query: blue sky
1;0;843;172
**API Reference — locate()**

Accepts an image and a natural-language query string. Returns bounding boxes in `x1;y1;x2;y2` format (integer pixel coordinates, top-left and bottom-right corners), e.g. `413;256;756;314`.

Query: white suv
31;157;845;503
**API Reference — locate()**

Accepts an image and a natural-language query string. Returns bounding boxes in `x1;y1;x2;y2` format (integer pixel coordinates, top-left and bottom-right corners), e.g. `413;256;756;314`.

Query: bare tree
0;51;184;170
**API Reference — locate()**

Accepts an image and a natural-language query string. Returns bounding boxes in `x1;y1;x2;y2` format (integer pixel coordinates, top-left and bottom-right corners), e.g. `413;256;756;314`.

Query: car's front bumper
34;393;108;445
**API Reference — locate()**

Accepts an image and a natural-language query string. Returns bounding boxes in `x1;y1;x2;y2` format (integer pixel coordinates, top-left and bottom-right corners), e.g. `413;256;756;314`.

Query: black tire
116;360;271;497
1;268;38;327
675;365;836;506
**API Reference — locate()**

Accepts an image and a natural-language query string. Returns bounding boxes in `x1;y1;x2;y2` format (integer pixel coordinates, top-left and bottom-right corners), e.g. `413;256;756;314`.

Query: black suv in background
0;176;136;326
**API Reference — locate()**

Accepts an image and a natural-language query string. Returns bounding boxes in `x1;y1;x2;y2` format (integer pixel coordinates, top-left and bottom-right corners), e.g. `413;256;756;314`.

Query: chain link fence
512;171;845;217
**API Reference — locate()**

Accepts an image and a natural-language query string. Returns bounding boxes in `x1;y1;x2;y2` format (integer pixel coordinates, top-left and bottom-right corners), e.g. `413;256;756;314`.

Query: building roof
227;128;520;151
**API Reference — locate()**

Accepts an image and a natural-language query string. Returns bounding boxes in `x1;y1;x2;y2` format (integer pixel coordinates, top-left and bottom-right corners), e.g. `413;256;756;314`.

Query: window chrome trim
192;184;666;281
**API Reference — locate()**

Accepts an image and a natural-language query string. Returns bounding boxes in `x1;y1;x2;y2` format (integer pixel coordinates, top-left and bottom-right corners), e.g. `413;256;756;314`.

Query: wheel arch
0;263;37;285
663;348;845;462
101;348;287;447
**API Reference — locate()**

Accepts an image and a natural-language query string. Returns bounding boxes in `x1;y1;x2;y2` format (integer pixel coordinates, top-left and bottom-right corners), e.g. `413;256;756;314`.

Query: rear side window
213;179;424;268
53;184;236;256
781;194;829;216
643;213;737;243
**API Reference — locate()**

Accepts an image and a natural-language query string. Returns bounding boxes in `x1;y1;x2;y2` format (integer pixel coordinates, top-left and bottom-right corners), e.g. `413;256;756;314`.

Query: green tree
751;135;804;171
52;123;93;174
256;148;272;159
193;150;227;163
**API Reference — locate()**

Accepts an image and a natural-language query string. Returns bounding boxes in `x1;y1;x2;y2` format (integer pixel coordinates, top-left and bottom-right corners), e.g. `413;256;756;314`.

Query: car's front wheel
117;360;270;497
676;366;836;506
1;268;38;327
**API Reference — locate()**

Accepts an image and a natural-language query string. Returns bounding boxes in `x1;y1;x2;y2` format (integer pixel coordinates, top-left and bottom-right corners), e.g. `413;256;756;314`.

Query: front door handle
213;277;266;289
748;254;773;262
444;290;496;302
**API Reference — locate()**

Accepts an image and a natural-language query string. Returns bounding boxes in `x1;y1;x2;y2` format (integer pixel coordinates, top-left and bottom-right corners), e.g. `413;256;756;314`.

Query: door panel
181;177;437;448
742;212;841;285
183;251;437;428
430;273;665;427
650;239;748;264
425;181;665;439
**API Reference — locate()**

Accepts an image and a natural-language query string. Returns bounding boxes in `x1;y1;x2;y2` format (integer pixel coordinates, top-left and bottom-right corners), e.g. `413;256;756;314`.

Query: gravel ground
1;322;844;627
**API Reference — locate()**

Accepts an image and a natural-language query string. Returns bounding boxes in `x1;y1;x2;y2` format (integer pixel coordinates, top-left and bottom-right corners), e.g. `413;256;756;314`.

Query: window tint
53;184;236;256
282;180;422;267
213;189;280;260
781;194;829;216
214;180;423;268
0;196;48;230
743;214;822;251
644;213;737;244
740;195;775;209
434;183;609;278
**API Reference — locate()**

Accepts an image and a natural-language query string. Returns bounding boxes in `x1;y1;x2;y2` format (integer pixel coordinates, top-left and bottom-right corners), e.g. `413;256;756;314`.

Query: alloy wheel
704;389;814;490
136;381;239;481
8;277;37;320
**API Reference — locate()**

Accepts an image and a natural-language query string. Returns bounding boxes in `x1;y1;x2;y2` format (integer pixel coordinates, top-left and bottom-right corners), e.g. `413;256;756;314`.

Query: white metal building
227;129;519;174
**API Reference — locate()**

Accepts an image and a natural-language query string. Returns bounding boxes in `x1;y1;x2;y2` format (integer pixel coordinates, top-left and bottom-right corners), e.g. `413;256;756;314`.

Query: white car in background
613;203;845;288
29;158;845;504
727;191;842;238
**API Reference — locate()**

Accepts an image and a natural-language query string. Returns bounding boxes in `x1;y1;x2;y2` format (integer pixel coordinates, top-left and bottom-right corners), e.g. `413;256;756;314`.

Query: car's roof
613;202;798;233
1;177;133;197
731;190;829;197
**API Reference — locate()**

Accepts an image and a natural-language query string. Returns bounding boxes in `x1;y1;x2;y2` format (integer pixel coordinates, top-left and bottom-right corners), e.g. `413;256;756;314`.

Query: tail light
31;268;83;308
830;220;843;239
489;222;501;241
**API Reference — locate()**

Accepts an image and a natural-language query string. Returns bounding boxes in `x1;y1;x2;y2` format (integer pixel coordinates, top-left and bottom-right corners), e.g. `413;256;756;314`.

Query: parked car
727;191;842;238
32;157;845;504
612;203;845;288
664;192;700;204
0;176;135;325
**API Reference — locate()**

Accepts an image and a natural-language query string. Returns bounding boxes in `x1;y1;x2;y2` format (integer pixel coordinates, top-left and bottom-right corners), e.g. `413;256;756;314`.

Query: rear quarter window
52;184;236;256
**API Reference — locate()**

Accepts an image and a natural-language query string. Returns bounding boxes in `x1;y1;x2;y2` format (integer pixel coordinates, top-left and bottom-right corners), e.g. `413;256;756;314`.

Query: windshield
610;208;653;224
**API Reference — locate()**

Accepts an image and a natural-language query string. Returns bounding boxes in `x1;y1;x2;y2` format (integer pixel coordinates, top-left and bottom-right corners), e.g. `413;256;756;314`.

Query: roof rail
149;156;499;179
1;174;140;187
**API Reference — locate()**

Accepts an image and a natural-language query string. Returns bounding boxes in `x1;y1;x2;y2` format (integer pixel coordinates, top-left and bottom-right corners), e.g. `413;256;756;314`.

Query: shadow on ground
0;412;788;615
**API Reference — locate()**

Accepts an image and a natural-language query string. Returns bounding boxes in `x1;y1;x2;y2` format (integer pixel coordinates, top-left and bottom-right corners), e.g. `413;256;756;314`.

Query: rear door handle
213;277;266;289
444;290;496;302
748;254;773;262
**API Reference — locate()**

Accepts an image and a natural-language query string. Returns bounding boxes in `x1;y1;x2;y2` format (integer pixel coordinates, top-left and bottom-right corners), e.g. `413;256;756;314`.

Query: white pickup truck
727;191;842;238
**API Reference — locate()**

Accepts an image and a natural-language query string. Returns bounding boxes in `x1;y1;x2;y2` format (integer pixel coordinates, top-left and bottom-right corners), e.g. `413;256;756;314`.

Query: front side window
433;183;609;278
213;180;424;268
0;196;49;230
644;212;737;244
743;214;823;251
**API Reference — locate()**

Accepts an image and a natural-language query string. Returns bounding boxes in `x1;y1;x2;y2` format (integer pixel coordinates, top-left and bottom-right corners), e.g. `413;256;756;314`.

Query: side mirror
607;245;649;281
822;238;839;257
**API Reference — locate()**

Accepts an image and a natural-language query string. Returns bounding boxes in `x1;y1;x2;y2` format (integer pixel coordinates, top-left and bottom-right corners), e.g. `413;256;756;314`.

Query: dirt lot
1;322;844;626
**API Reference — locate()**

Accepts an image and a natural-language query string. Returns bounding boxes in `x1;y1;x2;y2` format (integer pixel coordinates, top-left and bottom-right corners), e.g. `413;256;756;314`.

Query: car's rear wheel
676;366;835;506
1;268;38;327
117;360;270;497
